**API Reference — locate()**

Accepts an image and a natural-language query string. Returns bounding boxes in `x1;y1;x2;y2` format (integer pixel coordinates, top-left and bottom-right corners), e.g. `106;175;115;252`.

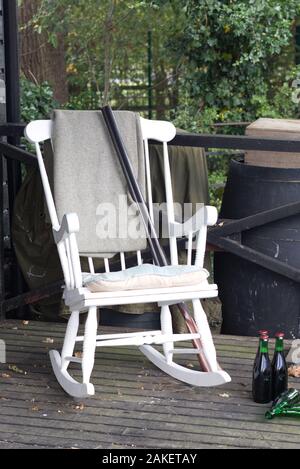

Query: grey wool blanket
50;109;147;257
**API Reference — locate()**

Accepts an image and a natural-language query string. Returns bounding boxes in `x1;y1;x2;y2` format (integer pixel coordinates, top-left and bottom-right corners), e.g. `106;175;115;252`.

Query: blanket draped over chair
51;109;147;257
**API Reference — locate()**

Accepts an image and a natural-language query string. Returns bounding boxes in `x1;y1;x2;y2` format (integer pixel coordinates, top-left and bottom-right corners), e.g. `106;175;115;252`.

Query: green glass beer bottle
279;407;300;417
252;335;272;404
265;388;300;419
254;330;269;368
271;332;288;401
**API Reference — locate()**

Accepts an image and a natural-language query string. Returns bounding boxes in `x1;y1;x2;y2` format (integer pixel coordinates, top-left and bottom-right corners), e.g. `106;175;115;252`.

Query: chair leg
49;307;97;398
82;306;98;386
140;299;231;387
192;299;218;372
160;305;174;364
61;310;79;371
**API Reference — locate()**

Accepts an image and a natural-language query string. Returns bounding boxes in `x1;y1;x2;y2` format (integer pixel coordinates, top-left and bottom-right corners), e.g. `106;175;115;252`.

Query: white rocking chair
25;115;231;398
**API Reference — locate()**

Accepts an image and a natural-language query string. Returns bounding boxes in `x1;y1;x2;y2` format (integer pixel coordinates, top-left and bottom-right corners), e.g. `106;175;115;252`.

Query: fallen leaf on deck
187;363;194;368
22;320;29;325
1;373;11;378
74;351;83;358
288;365;300;378
42;338;54;344
31;405;39;411
73;403;84;411
218;392;230;398
8;365;27;375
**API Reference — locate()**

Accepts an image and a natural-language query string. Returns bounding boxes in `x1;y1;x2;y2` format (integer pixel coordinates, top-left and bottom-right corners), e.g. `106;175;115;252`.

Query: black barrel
214;158;300;339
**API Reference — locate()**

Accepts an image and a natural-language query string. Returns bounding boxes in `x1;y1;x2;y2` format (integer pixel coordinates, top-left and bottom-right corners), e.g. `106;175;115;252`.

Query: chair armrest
169;206;218;238
53;213;80;244
205;206;218;226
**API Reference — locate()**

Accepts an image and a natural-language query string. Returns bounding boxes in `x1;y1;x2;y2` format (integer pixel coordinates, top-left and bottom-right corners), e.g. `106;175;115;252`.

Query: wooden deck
0;319;300;449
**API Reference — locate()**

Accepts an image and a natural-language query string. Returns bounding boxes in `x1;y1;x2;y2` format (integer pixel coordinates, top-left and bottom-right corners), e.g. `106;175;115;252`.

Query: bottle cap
258;329;269;337
261;335;269;340
275;332;284;338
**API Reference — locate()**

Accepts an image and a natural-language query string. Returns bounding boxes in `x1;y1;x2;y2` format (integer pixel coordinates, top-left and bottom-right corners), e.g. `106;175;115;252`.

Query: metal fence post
3;0;25;319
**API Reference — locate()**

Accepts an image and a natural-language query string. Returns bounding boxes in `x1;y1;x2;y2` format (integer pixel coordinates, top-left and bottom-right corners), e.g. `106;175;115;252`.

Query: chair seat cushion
82;264;210;293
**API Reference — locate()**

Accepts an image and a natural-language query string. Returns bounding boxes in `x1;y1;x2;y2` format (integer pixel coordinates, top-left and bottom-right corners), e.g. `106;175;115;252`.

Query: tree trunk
103;1;116;105
18;0;68;104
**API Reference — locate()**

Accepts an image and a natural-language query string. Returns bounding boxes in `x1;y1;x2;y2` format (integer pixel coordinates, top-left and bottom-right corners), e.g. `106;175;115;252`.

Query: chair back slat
187;232;193;266
120;252;126;270
88;257;95;274
137;250;142;266
104;258;110;273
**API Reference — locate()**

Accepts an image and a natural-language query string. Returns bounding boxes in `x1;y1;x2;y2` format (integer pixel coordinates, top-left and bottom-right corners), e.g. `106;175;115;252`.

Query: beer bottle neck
259;338;269;354
275;337;284;352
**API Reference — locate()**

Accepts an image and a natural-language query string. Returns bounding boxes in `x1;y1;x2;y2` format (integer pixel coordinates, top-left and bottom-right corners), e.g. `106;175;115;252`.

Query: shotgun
101;105;211;372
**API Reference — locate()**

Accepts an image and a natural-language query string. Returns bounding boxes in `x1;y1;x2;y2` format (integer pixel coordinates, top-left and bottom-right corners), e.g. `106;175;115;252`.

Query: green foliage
166;0;300;206
208;169;228;211
19;0;300;122
171;92;219;133
250;66;300;118
23;0;185;109
173;0;300;131
20;77;58;157
18;1;300;210
20;77;58;122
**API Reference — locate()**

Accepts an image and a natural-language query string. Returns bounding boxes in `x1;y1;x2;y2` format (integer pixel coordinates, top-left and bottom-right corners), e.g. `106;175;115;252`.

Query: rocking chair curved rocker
25;114;231;398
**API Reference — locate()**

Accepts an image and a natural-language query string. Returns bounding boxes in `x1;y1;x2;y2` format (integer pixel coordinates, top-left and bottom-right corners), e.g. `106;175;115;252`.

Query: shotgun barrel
101;105;211;372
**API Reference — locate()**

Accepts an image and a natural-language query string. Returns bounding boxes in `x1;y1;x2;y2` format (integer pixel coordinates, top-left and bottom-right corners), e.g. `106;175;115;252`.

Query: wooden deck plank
1;320;300;449
0;427;236;449
2;401;300;442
